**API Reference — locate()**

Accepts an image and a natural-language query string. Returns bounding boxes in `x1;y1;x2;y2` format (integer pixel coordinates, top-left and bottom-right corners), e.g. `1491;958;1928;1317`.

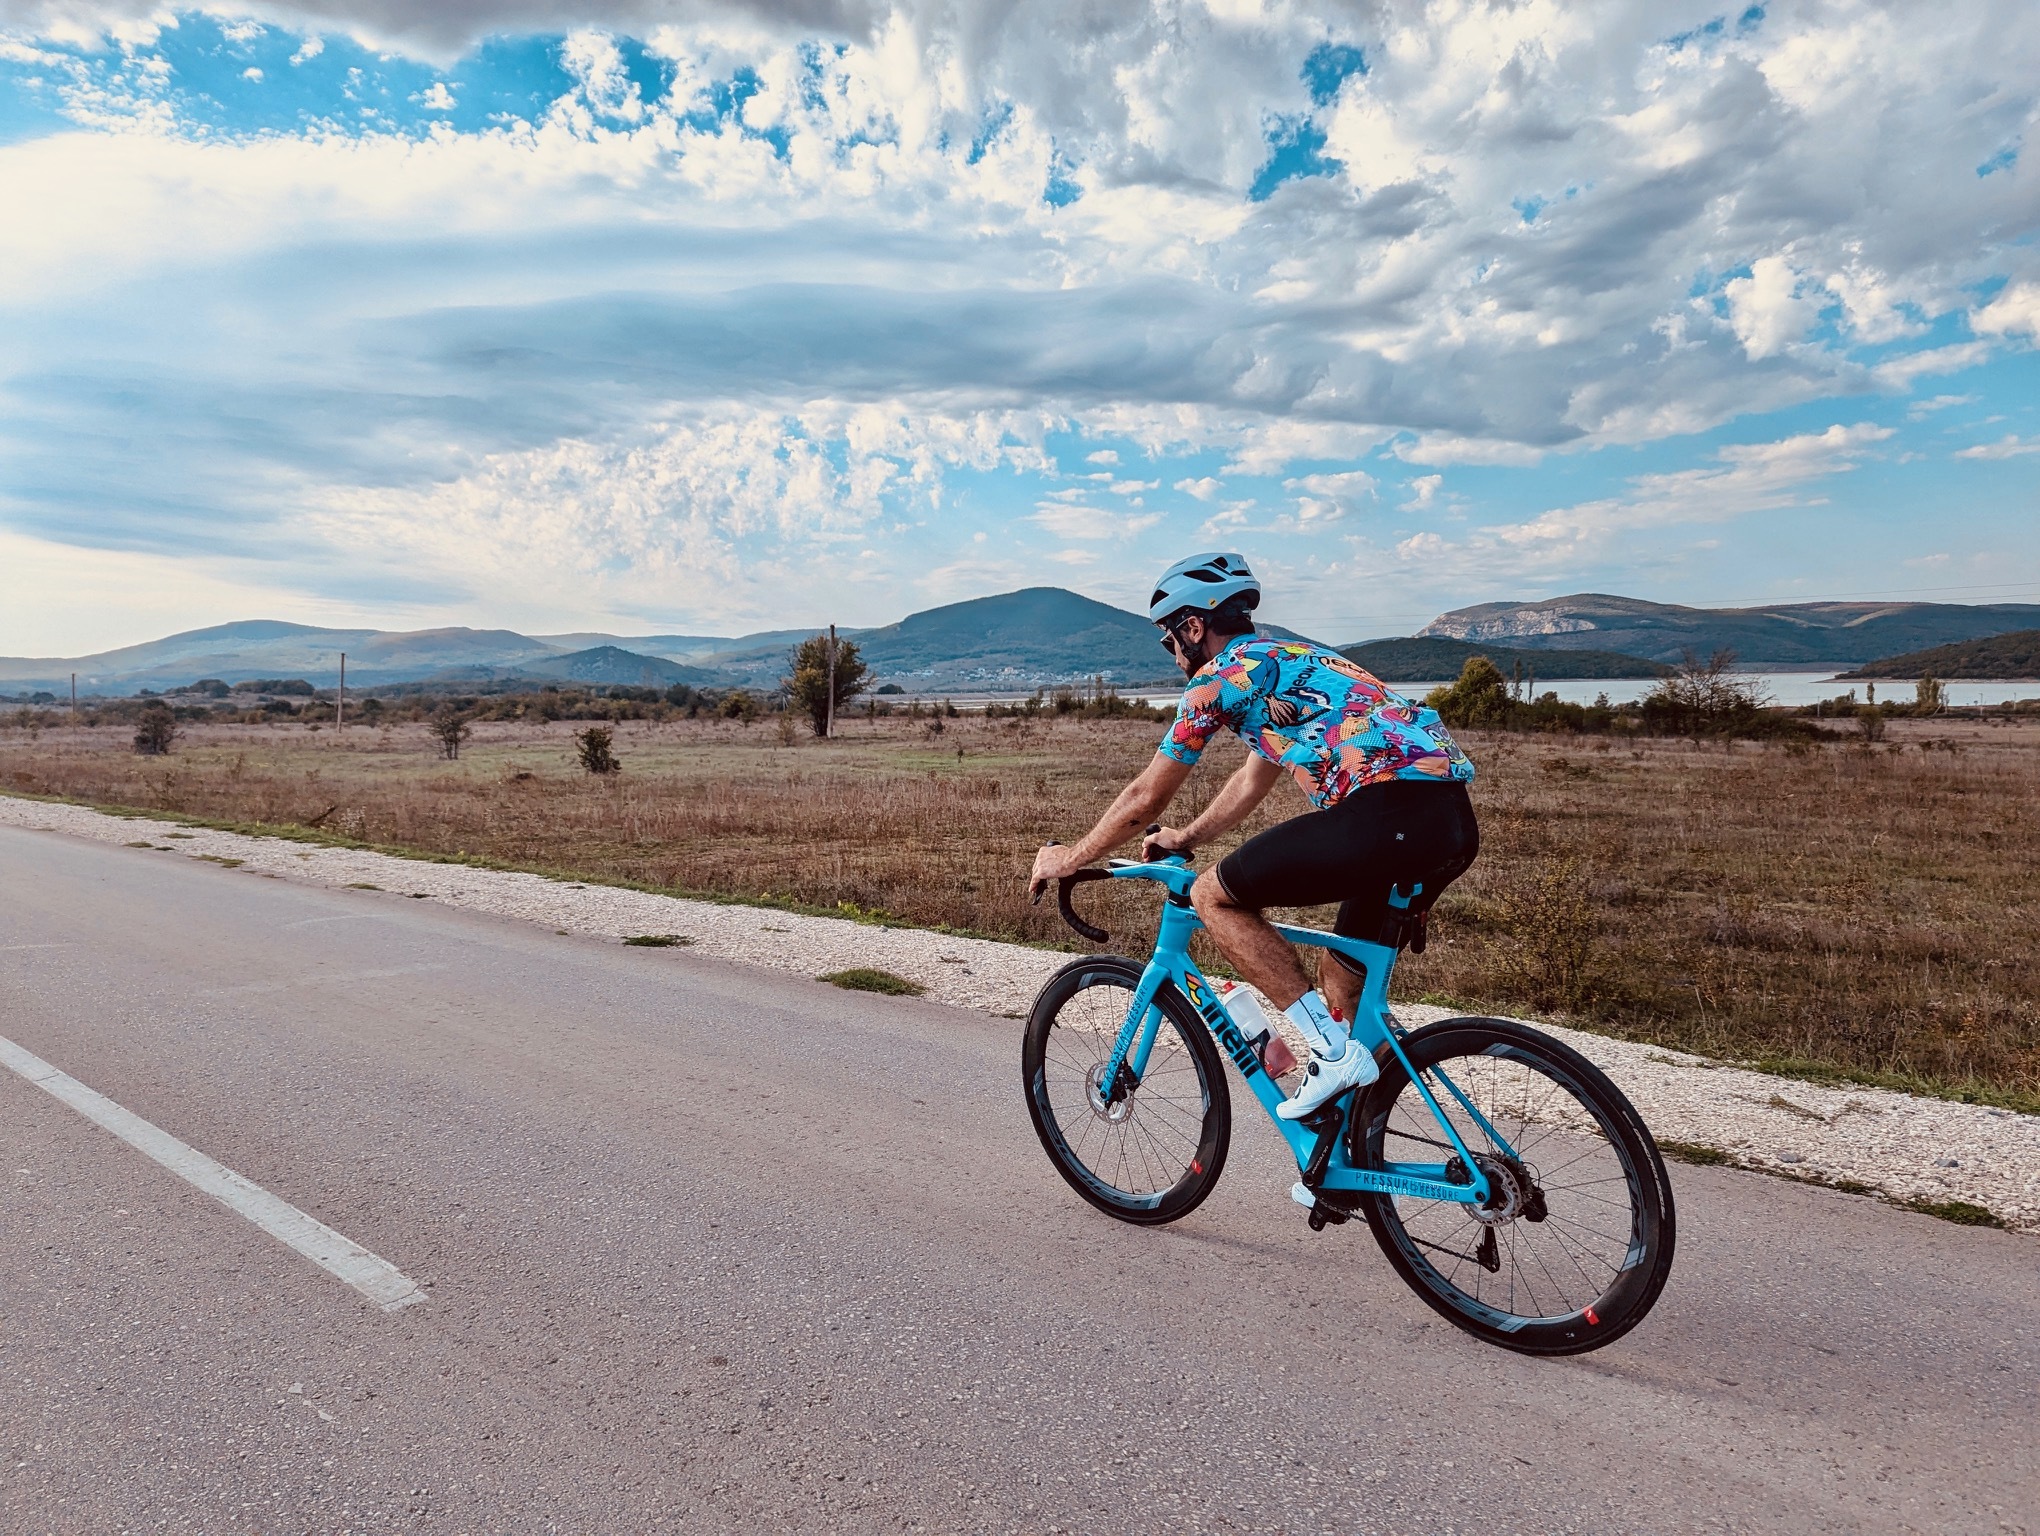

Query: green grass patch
194;854;244;868
1901;1197;2006;1228
1657;1140;1733;1167
819;967;926;997
623;934;693;947
344;882;380;890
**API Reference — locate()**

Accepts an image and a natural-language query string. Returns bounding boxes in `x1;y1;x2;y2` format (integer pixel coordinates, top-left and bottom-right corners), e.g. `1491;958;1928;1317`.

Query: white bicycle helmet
1148;551;1261;626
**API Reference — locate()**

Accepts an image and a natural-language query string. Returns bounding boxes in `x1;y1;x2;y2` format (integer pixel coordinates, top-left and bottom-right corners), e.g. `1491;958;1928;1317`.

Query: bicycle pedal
1291;1181;1351;1231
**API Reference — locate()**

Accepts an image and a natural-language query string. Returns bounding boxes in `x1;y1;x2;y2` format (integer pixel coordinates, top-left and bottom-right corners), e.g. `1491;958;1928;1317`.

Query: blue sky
0;1;2036;653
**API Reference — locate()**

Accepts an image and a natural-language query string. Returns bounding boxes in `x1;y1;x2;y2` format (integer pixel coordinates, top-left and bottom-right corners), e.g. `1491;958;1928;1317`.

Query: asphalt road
1;828;2035;1535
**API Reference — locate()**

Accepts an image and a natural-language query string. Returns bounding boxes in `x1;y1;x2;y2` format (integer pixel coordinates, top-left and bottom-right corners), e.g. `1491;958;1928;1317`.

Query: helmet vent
1183;568;1225;583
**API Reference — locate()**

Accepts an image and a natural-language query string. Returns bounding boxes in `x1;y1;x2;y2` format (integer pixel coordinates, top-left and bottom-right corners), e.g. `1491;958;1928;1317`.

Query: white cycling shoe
1275;1039;1379;1120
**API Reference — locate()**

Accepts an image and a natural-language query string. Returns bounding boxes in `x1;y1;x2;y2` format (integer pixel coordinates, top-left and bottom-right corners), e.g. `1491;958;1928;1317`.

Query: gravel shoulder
7;792;2035;1234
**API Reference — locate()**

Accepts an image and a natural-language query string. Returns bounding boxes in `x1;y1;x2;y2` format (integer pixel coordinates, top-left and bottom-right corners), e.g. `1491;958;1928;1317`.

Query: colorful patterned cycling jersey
1158;637;1475;808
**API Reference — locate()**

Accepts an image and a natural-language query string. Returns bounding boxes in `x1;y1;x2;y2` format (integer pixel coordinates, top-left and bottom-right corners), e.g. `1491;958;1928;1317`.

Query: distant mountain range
10;587;2036;697
1339;636;1673;683
0;589;1199;696
1420;594;2040;665
1840;629;2040;680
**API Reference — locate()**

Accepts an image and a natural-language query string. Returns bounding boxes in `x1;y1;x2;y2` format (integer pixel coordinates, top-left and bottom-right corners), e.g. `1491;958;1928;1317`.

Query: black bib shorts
1213;779;1479;960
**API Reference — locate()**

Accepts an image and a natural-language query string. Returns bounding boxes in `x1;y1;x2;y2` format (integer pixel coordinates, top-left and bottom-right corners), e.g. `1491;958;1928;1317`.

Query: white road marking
283;915;373;928
0;1033;424;1313
1;943;74;951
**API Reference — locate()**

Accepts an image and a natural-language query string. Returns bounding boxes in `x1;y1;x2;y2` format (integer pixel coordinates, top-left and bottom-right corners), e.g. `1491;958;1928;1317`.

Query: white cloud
1400;474;1442;511
1;1;2038;642
1955;435;2040;460
289;36;323;66
1392;437;1545;468
241;66;263;82
1908;393;1978;419
1972;282;2040;340
1028;503;1163;541
1873;342;1990;391
1725;257;1820;361
1378;423;1896;583
1085;449;1118;466
1282;468;1376;523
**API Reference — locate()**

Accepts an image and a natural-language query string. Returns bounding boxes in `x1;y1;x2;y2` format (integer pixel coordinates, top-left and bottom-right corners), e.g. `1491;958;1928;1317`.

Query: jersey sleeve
1157;669;1237;765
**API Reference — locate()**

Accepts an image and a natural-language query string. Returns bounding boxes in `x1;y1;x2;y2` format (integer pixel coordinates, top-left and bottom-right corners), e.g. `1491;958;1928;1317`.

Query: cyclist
1029;552;1479;1120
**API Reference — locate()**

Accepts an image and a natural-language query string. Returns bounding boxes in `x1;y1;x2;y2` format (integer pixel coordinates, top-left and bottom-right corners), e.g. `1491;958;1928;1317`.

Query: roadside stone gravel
7;794;2036;1234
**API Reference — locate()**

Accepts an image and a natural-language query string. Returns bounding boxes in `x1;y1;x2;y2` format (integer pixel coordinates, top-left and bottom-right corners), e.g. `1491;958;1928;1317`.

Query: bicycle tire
1351;1017;1676;1355
1022;955;1231;1225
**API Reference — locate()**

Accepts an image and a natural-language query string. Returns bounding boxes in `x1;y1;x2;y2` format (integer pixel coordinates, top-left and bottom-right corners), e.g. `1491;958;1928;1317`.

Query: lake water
1142;671;2040;710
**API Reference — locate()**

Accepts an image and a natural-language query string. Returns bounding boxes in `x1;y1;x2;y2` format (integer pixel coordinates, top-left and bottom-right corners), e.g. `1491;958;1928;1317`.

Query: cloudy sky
1;0;2036;654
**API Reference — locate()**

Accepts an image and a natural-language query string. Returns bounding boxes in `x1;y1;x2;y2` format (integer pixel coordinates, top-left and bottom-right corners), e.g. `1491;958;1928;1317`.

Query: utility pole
337;653;346;731
825;625;837;739
70;673;77;721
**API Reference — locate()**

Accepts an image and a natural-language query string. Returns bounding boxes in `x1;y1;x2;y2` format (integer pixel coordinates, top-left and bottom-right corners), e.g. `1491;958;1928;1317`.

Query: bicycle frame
1091;858;1510;1207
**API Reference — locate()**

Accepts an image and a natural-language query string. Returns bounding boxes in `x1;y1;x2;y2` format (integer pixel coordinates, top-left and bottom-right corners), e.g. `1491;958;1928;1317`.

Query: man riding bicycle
1028;552;1479;1121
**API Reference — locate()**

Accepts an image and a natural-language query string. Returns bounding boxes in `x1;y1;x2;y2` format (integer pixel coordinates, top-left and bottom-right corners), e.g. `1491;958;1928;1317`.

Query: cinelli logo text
1182;974;1260;1080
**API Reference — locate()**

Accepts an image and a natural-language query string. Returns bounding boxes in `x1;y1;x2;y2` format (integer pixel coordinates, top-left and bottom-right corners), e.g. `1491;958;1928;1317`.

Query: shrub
132;703;178;755
238;678;316;697
430;708;472;760
1493;855;1598;1012
784;635;870;736
1425;657;1512;728
575;725;621;775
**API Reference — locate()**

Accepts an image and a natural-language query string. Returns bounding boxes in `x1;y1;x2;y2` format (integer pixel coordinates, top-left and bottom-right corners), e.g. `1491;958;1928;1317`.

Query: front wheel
1352;1017;1676;1355
1022;956;1231;1225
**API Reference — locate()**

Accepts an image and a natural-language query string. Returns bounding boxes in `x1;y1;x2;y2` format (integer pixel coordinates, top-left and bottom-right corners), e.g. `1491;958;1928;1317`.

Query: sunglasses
1158;622;1193;656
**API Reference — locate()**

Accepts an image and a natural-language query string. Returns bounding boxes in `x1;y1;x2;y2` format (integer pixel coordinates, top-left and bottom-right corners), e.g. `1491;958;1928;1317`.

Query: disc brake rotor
1085;1060;1133;1123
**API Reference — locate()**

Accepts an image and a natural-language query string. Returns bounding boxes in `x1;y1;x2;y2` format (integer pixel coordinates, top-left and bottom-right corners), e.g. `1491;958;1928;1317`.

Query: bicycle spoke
1374;1028;1665;1342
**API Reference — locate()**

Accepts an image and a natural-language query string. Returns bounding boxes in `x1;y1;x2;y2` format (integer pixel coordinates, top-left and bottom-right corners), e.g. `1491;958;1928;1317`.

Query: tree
1914;675;1945;713
1424;657;1512;729
575;725;621;774
430;707;472;760
783;634;870;737
1640;649;1766;736
133;703;178;755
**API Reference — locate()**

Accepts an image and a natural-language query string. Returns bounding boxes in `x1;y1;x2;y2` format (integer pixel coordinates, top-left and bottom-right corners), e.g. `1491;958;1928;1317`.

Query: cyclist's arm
1029;752;1192;893
1148;751;1281;856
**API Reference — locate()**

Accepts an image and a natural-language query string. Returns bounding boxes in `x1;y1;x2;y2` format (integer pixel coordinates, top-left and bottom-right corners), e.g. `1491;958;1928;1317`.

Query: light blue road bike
1023;851;1676;1355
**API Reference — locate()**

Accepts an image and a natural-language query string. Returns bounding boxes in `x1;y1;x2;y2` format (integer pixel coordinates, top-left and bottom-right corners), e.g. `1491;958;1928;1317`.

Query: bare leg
1191;869;1311;1008
1318;950;1363;1023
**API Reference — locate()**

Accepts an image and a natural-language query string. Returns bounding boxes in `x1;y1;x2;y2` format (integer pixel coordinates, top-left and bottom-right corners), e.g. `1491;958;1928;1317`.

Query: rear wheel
1352;1017;1675;1354
1022;956;1230;1225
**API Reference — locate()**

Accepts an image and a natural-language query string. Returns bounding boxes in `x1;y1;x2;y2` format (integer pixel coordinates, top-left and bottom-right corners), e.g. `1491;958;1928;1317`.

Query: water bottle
1217;982;1300;1077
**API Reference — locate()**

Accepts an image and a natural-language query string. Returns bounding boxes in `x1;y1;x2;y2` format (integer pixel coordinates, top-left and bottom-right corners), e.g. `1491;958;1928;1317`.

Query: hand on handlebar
1140;823;1194;863
1028;840;1082;902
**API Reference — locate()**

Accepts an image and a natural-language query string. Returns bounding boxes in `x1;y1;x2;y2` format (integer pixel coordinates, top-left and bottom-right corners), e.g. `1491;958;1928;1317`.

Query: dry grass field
4;710;2036;1108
